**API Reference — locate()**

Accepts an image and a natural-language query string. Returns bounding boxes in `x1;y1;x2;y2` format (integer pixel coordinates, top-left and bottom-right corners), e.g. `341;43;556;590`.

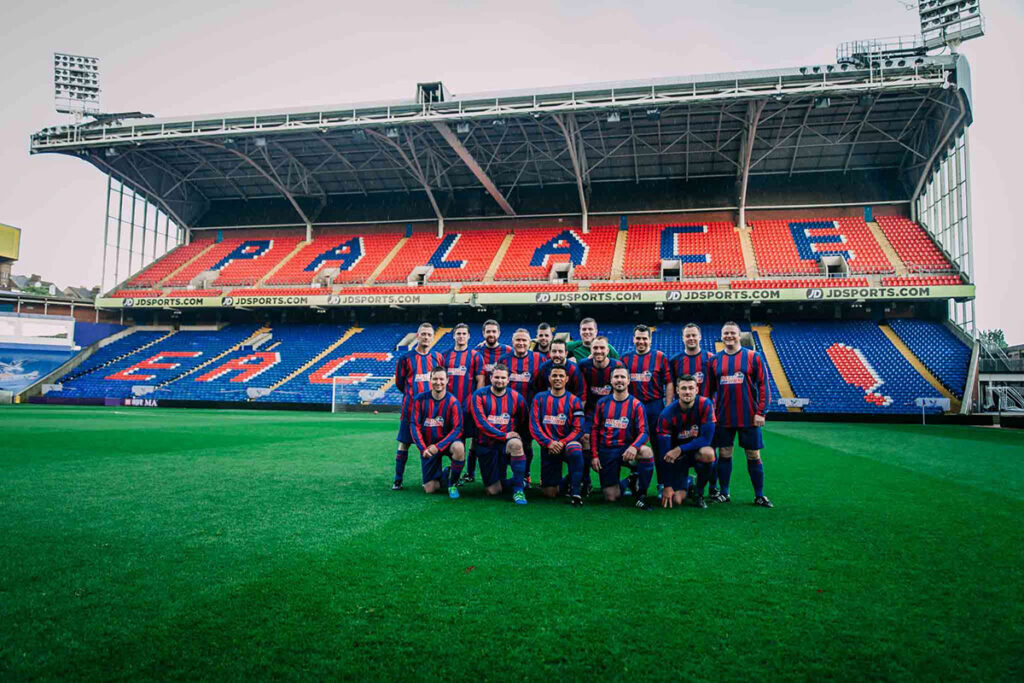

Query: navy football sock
395;450;408;481
450;458;465;485
619;478;630;496
695;460;712;495
440;466;450;489
717;457;733;495
708;457;719;490
636;459;654;498
747;460;765;498
466;449;477;477
566;443;584;496
510;456;527;492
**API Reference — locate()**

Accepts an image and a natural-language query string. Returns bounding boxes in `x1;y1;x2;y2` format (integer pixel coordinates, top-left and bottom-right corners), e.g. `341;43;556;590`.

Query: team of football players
392;318;773;509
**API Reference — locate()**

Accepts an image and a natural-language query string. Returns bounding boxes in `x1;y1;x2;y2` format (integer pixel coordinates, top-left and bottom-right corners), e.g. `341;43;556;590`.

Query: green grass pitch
1;405;1023;681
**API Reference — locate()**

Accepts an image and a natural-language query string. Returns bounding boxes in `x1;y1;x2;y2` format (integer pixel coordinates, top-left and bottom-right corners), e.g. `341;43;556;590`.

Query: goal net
331;376;391;413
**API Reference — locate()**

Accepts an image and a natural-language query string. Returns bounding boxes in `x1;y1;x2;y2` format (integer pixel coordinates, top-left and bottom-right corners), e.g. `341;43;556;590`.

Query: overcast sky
1;0;1020;341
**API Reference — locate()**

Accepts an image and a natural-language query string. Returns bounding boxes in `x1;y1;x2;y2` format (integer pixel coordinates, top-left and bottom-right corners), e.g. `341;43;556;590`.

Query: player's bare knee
698;447;715;463
604;488;619;502
745;449;761;462
423;481;440;494
674;491;686;505
719;447;734;459
507;438;523;457
450;442;465;459
639;445;653;460
484;483;502;496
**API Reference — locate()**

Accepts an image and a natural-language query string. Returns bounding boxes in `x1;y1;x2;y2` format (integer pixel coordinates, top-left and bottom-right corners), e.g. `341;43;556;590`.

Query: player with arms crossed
669;322;719;496
411;367;465;499
577;336;624;496
709;321;773;508
534;338;586;400
443;323;484;484
393;322;445;491
499;329;544;486
620;324;674;496
591;366;655;510
530;365;587;506
657;374;716;509
471;364;530;505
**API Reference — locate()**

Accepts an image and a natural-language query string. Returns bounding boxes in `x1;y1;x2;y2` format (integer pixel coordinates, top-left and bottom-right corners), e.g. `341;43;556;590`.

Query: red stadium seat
376;228;505;283
621;222;744;279
749;217;893;276
493;225;618;280
875;216;955;273
268;229;405;285
122;240;214;288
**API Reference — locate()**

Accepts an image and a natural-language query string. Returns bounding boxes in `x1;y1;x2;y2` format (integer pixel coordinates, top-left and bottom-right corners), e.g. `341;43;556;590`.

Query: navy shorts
476;442;509;487
462;410;476;440
396;415;413;444
539;443;583;488
581;415;594;439
420;446;455;484
643;399;665;443
712;426;764;450
660;451;697;490
596;446;628;490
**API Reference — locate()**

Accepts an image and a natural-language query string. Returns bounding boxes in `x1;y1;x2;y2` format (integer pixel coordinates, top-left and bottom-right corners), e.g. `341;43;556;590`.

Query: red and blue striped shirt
620;350;672;403
395;349;445;419
411;390;463;453
529;390;585;448
656;396;716;456
534;359;587;400
591;394;648;458
443;347;484;408
710;349;769;427
498;350;544;403
470;386;528;446
475;342;513;382
669;350;718;399
577;357;625;416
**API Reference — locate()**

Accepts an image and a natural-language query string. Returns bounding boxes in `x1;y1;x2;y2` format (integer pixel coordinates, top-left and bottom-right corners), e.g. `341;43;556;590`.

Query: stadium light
54;52;100;116
254;137;267;148
814;97;831;109
606;111;621;123
455;122;470;134
385;127;399;138
919;0;984;50
646;108;661;121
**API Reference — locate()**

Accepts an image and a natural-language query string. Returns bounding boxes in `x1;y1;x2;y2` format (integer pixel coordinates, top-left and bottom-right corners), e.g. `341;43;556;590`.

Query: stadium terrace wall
193;170;907;229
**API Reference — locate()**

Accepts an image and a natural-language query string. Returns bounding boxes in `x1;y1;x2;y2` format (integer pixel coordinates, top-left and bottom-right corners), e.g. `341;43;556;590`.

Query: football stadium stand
267;230;406;285
590;281;718;291
166;238;301;287
376;228;505;283
730;278;870;289
886;319;970;399
875;216;955;272
621;222;746;279
749;218;894;276
493;225;618;280
121;240;214;288
880;275;961;286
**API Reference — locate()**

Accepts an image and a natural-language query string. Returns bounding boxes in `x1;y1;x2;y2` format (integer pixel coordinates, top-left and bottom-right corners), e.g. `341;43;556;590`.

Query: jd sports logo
806;289;824;300
665;290;682;302
535;293;552;303
221;297;235;307
123;298;135;307
327;295;341;305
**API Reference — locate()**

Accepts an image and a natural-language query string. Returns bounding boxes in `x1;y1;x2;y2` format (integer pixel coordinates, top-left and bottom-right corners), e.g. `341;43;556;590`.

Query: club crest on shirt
483;363;496;372
681;425;700;439
424;417;445;428
447;366;467;377
693;371;705;383
606;417;630;429
592;385;612;396
510;372;532;383
720;372;745;385
630;371;653;383
542;414;567;426
487;413;511;425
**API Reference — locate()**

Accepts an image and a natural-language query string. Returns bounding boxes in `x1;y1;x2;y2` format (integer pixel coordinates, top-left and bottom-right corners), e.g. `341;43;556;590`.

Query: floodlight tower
53;53;101;122
918;0;985;52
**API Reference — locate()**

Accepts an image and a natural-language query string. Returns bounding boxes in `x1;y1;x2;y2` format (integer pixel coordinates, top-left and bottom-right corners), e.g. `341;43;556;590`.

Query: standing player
590;366;654;510
393;322;445;491
499;329;544;485
476;319;513;383
577;336;624;495
471;364;530;505
620;324;673;495
411;367;465;499
532;322;554;358
530;366;586;505
657;374;716;509
709;321;773;508
567;317;621;361
535;338;586;399
443;323;484;484
669;322;719;495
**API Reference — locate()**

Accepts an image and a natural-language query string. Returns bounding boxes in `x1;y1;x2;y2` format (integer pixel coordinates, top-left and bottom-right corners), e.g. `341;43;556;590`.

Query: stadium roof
29;55;973;229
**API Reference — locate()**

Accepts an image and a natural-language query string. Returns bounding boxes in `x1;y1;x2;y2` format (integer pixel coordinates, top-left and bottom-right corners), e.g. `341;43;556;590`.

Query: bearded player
657;374;716;509
709;321;773;508
533;322;554;358
534;338;586;400
620;324;673;496
499;329;544;486
393;322;445;491
577;336;624;496
411;366;465;499
470;363;530;505
591;366;654;510
529;365;586;506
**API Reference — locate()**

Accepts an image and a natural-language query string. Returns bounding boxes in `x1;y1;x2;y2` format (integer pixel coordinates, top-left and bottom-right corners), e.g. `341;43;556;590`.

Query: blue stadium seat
886;319;970;399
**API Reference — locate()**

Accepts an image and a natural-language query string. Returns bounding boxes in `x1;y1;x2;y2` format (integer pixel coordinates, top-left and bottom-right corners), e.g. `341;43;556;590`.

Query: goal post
331;376;390;413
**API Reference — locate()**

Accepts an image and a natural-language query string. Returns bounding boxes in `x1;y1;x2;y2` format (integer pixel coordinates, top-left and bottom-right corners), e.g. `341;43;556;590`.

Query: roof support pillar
432;122;515;215
737;100;766;230
554;114;589;234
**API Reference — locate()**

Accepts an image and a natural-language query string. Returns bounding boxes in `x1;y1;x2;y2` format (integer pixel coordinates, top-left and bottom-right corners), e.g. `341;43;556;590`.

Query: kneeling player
411;367;465;498
657;374;716;509
590;367;655;510
471;364;530;505
529;366;586;506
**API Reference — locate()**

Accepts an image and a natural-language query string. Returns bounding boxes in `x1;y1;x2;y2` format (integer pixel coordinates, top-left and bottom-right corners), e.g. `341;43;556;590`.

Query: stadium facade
19;51;992;416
